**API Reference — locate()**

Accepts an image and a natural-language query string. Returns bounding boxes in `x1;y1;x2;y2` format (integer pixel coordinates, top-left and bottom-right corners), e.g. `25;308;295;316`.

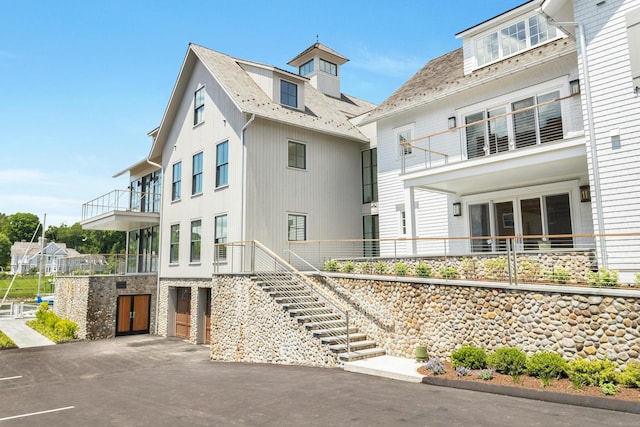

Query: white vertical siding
575;0;640;280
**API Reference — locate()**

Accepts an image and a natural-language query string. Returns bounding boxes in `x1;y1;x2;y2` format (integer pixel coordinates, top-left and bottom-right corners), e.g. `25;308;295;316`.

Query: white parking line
0;406;75;421
0;376;22;381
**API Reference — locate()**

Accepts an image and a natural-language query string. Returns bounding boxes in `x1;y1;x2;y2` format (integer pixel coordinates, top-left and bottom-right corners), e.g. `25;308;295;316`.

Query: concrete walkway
0;318;55;348
344;354;425;382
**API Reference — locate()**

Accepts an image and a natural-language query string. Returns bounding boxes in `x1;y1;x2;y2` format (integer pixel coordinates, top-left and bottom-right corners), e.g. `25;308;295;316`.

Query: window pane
521;198;542;250
280;80;298;108
170;224;179;263
192;153;203;194
469;204;491;252
398;130;412;155
494;201;514;251
194;87;205;125
512;97;537;148
288;214;306;241
487;108;508;154
529;15;557;46
537;91;563;143
288;141;306;169
476;32;499;66
190;220;201;262
215;215;227;259
300;59;314;75
465;112;485;158
172;162;182;200
216;141;228;186
546;194;573;248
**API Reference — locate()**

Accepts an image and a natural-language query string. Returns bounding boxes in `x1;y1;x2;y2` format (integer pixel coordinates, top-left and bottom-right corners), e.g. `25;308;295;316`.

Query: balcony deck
81;189;160;232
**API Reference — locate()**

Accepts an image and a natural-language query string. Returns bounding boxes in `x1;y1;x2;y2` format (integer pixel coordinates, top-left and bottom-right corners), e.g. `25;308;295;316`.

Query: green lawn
0;275;56;300
0;330;17;349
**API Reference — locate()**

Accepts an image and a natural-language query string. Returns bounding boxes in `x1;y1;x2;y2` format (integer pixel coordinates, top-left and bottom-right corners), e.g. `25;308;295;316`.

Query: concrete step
319;333;367;344
261;284;307;292
312;326;359;337
329;340;377;353
304;319;348;330
288;307;333;316
266;290;312;298
281;301;326;310
274;296;318;304
295;313;342;323
339;347;386;362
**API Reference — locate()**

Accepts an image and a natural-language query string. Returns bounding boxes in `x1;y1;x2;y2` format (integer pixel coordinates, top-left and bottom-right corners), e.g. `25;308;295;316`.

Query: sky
0;0;526;228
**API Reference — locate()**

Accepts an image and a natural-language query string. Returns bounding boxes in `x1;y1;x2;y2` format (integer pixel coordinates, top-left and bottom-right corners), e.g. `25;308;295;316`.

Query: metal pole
37;213;46;297
506;238;513;286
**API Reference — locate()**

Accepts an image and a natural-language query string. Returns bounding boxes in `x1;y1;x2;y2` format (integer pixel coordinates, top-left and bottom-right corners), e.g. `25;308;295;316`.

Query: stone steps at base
295;313;342;323
312;326;359;337
339;347;386;362
329;340;377;353
304;319;348;330
319;333;367;344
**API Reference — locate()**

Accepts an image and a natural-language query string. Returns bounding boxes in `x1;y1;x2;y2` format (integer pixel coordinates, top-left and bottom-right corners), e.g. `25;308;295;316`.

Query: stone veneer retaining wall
207;275;339;366
316;274;640;367
55;275;157;340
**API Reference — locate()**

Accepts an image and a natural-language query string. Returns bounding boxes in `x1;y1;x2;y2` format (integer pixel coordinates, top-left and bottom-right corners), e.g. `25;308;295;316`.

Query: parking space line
0;376;22;381
0;406;75;421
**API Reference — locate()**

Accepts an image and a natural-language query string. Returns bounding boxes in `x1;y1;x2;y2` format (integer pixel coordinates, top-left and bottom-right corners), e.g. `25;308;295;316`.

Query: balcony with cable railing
80;189;160;232
399;92;585;195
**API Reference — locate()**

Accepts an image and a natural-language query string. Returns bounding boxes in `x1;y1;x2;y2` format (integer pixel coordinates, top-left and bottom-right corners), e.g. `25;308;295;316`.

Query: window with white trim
394;125;413;157
172;162;182;201
214;215;227;260
169;224;179;263
319;58;337;76
288;214;306;241
280;80;298;108
299;59;314;76
194;86;205;125
475;13;559;68
464;90;563;159
192;152;203;195
216;141;228;187
190;220;201;262
288;141;306;169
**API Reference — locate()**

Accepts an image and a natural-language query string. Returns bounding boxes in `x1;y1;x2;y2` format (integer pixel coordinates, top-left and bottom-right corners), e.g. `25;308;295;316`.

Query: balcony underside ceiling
80;211;159;232
402;139;588;196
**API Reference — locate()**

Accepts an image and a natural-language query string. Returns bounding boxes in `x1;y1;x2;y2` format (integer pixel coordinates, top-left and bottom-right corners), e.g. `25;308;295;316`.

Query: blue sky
0;0;525;227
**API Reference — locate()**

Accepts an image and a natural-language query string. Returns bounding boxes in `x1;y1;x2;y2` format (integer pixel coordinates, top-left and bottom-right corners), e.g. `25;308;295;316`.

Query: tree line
0;212;125;270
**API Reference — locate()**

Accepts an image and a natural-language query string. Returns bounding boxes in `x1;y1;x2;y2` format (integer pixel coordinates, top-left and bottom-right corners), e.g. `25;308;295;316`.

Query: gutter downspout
240;114;256;246
542;13;608;267
146;158;164;335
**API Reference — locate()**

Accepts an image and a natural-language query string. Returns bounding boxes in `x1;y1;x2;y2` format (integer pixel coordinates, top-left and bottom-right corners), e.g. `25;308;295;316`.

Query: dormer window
280;80;298;108
319;58;337;76
299;59;314;76
475;13;558;68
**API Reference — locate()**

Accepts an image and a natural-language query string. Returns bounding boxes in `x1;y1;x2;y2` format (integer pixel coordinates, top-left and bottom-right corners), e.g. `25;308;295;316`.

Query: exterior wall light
570;79;580;95
453;202;462;216
580;185;591;202
448;116;457;129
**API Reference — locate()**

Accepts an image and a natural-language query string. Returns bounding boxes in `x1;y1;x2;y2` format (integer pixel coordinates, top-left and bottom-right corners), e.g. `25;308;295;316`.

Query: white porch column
404;186;418;255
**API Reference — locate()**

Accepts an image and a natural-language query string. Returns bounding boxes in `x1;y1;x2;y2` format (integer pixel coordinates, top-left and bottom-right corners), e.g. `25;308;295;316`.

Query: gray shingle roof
363;38;576;124
190;44;374;142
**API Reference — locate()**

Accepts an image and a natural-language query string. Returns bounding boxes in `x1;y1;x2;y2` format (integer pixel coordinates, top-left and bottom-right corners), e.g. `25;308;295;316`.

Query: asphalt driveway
1;336;638;426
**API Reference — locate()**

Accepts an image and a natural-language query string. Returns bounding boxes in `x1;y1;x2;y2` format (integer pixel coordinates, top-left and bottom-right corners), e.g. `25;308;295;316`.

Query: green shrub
618;363;640;388
517;258;541;281
374;261;387;275
393;262;408;276
341;261;355;273
601;383;619;396
415;261;432;278
566;358;619;388
324;259;339;272
360;262;372;274
587;268;619;287
0;331;16;349
55;319;77;338
29;302;77;342
484;258;508;280
547;265;570;284
526;351;567;386
451;345;487;369
487;347;527;381
439;266;459;279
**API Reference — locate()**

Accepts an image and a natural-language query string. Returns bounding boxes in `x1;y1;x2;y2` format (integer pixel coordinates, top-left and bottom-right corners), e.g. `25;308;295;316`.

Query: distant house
9;240;107;275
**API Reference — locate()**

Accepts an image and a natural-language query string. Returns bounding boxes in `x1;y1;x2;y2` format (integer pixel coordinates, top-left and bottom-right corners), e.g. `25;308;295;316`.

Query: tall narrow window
399;209;407;235
194;87;205;125
469;203;491;252
361;148;378;203
465;112;485;159
280;80;298;108
398;129;412;156
169;224;180;263
216;141;228;187
363;215;380;257
172;162;182;201
512;97;537;149
288;141;306;169
537;91;563;143
214;215;227;260
192;152;203;195
190;220;201;262
288;214;306;241
487;107;508;154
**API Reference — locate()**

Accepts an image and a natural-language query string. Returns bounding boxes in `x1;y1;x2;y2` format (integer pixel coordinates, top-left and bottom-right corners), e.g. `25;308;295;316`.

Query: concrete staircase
255;273;385;362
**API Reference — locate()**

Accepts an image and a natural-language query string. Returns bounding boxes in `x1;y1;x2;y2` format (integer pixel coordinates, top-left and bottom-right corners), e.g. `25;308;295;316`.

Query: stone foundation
54;274;157;340
317;275;640;367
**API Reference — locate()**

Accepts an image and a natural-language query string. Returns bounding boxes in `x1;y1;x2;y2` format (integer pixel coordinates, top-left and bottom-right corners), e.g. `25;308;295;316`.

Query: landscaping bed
418;360;640;403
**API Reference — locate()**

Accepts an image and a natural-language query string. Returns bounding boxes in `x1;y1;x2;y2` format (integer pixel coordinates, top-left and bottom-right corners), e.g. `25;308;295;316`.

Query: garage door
116;294;151;336
175;287;191;339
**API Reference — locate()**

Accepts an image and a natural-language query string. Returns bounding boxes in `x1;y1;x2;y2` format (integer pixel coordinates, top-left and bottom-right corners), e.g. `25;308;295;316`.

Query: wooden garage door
175;287;191;339
116;294;151;336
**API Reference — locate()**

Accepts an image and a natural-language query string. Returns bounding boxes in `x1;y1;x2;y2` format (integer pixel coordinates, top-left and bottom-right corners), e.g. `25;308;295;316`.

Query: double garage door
116;294;151;336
